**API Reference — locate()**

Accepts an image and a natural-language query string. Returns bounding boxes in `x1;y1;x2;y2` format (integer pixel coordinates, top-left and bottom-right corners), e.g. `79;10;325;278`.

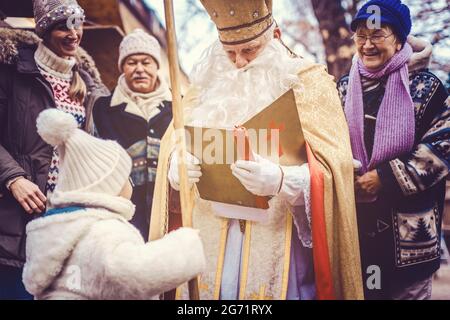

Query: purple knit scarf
345;43;415;174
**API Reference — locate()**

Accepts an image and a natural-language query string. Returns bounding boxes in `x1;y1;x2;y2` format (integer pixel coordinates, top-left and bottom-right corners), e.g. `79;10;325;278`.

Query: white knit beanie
36;109;131;196
118;29;162;72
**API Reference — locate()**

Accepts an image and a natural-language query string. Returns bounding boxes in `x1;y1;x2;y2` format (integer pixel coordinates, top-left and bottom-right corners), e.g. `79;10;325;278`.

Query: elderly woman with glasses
337;0;449;300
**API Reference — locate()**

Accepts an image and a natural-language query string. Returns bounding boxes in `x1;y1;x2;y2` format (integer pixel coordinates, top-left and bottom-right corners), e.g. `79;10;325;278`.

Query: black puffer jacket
0;28;109;268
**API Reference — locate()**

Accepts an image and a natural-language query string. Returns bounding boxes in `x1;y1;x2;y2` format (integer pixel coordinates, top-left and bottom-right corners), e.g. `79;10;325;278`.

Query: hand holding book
168;151;202;191
184;89;307;208
231;153;283;197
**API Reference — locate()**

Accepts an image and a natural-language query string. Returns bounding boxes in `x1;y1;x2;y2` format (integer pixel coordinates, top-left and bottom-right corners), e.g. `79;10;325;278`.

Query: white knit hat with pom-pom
36;109;131;196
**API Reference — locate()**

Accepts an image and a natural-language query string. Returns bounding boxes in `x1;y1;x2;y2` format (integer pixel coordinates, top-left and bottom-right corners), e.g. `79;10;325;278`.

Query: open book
185;89;306;209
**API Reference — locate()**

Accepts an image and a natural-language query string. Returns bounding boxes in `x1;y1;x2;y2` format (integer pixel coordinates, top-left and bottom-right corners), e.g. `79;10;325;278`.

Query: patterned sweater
337;69;449;284
34;42;86;194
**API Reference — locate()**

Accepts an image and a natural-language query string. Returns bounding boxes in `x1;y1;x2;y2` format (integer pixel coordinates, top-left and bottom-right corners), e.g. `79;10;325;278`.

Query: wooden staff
163;0;200;300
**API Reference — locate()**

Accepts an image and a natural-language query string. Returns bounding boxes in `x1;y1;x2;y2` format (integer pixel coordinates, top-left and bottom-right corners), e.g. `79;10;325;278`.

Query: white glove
168;151;202;191
230;153;282;197
353;159;362;172
278;164;310;206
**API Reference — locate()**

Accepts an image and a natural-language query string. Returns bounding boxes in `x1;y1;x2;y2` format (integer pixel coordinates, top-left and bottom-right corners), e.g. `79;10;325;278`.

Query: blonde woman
0;0;108;299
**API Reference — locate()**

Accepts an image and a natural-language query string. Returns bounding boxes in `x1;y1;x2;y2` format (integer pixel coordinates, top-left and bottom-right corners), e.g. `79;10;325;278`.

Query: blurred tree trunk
310;0;356;80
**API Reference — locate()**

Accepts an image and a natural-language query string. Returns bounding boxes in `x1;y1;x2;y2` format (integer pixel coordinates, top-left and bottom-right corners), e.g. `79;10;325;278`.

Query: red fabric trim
168;188;183;232
165;188;183;300
306;143;335;300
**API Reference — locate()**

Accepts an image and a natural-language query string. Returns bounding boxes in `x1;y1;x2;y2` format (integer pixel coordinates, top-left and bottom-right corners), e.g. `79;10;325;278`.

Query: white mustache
132;76;150;80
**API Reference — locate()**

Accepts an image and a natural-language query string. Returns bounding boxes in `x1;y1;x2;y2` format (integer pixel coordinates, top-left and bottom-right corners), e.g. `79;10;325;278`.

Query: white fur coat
22;191;205;300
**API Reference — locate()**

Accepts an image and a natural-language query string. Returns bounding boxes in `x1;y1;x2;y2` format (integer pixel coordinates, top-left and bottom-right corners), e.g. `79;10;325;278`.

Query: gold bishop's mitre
200;0;274;45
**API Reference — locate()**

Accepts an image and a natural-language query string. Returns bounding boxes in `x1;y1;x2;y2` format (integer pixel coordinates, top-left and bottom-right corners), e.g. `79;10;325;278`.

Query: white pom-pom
36;109;78;146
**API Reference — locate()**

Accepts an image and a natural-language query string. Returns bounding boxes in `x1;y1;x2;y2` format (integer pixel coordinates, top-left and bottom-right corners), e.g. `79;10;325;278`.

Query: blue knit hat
350;0;412;44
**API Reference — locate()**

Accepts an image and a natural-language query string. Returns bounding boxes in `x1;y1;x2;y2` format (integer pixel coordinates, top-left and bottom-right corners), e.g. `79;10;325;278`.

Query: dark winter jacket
93;93;173;240
0;28;109;268
337;69;449;298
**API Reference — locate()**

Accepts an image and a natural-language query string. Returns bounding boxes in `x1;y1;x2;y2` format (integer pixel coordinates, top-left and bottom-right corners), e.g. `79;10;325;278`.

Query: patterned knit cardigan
337;69;449;283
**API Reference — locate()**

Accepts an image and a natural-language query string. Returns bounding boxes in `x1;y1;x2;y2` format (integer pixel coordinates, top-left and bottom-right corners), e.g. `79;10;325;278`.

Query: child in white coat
22;109;205;300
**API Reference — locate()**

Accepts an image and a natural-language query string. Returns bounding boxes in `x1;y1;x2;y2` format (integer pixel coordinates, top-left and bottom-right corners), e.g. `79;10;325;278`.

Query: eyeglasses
352;33;394;45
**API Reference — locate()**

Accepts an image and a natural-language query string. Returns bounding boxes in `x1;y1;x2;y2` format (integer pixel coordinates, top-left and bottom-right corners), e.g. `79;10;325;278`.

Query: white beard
186;39;306;128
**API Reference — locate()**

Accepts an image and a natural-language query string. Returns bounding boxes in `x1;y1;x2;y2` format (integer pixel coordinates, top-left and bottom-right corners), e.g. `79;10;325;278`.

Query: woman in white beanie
22;109;205;300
